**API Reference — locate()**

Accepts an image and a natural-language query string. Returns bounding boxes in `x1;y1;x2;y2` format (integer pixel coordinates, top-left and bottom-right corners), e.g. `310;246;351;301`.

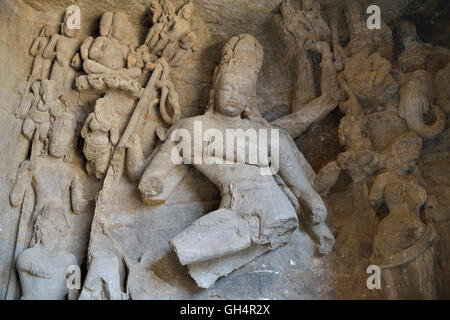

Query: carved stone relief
1;0;449;300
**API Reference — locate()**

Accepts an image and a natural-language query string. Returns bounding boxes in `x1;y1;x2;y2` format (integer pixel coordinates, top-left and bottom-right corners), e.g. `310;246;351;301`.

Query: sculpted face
214;72;253;117
49;120;74;158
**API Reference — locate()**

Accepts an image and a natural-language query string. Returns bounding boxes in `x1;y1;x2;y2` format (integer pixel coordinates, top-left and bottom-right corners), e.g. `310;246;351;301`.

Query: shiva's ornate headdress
214;34;264;87
206;34;264;114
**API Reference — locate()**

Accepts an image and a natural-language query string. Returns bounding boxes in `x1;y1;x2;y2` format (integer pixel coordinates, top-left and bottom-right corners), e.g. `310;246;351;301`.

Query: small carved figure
169;31;198;67
340;43;398;108
80;12;138;78
344;0;394;62
145;0;176;51
143;0;196;66
26;25;55;90
336;75;377;182
21;80;65;159
42;10;82;99
396;20;450;74
274;0;331;55
76;12;142;95
10;112;90;300
81;98;119;179
154;1;193;56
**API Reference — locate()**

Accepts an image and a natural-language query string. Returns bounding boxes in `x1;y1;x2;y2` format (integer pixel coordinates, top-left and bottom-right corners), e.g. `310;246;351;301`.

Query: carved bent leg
78;252;124;300
83;59;115;75
16;89;33;119
30;130;44;160
22;117;36;141
26;57;45;89
94;147;112;180
153;38;170;55
50;64;76;99
314;160;342;196
170;208;251;266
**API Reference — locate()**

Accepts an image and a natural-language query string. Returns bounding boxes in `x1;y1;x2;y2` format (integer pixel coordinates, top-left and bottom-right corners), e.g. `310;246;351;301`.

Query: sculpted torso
53;35;81;68
175;114;274;185
16;247;76;300
30;157;75;211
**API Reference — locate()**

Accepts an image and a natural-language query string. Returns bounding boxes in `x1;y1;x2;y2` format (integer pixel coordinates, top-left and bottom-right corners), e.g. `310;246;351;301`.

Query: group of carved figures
8;0;450;299
273;0;449;299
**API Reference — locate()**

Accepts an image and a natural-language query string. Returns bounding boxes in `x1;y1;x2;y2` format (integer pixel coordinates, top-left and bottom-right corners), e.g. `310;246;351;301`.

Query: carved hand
139;176;164;205
311;203;327;224
310;222;335;255
55;53;65;67
71;53;82;70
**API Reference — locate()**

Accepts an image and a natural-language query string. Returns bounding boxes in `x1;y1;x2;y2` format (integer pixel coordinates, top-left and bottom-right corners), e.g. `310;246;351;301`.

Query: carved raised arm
42;34;58;60
29;37;43;57
369;173;388;208
80;36;94;61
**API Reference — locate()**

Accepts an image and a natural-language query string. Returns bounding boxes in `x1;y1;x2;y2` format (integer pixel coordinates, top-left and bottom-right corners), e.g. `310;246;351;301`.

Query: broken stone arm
80;113;94;139
277;130;326;224
277;130;335;254
16;260;52;279
137;127;188;205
